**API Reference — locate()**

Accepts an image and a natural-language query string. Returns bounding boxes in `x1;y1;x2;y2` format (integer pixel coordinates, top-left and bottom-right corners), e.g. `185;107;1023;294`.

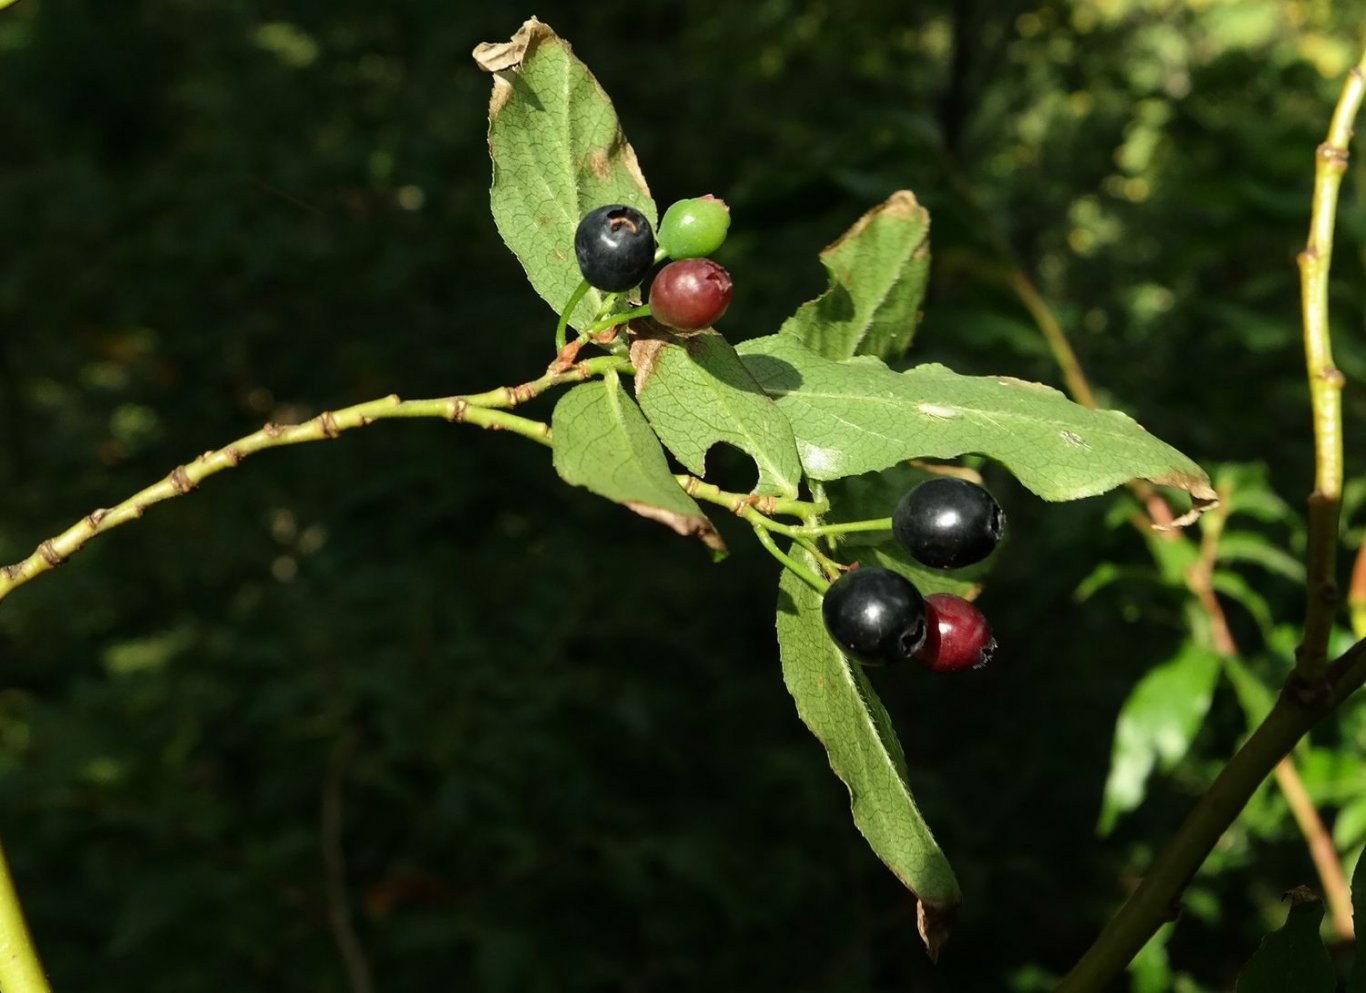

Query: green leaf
1351;852;1366;993
1236;891;1335;993
738;334;1218;505
551;376;723;552
1098;644;1221;835
1220;653;1277;728
776;550;960;959
779;190;930;362
1129;923;1176;993
632;329;803;497
475;19;655;329
1217;531;1306;583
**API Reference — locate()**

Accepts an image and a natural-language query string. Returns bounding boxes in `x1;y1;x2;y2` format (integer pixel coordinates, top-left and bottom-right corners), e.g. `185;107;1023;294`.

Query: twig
1294;54;1366;687
0;836;51;993
1349;538;1366;639
321;731;373;993
0;356;633;607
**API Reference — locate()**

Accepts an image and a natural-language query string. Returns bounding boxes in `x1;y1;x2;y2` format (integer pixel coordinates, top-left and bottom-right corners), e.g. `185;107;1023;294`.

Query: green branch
1294;50;1366;686
0;357;633;608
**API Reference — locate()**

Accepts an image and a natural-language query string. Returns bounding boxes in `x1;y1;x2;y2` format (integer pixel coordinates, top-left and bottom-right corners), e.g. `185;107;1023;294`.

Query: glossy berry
915;593;996;673
649;259;733;330
574;204;655;291
657;195;731;259
892;477;1005;570
821;567;927;666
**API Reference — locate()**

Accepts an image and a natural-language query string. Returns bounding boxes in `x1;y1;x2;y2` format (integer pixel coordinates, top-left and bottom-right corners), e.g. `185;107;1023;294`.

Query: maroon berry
914;593;995;673
649;258;733;330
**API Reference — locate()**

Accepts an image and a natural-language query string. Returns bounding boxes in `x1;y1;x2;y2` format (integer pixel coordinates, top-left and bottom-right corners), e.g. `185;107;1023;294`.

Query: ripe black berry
892;477;1005;570
915;593;996;673
648;258;733;330
821;567;927;666
574;205;656;291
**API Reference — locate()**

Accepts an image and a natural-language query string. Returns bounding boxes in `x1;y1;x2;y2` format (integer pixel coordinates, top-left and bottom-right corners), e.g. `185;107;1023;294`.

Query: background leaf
1235;892;1334;993
778;190;930;363
551;377;722;551
1097;644;1221;835
775;550;961;958
739;334;1217;505
632;328;802;497
475;18;655;329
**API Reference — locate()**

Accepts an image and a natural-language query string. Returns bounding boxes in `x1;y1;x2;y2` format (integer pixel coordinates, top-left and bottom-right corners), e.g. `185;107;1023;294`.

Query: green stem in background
0;357;638;608
554;278;592;351
0;837;51;993
1294;52;1366;686
1056;634;1366;993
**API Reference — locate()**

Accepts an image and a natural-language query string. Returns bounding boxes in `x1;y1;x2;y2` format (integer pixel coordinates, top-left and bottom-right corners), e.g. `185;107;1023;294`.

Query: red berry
648;259;733;330
914;593;995;673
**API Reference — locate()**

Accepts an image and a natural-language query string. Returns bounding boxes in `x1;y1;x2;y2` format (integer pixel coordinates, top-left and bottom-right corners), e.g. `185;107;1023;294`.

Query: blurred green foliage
4;0;1366;990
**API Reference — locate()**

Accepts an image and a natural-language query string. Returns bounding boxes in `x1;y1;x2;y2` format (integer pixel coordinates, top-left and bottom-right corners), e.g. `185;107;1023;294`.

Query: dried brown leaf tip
623;500;727;553
917;898;956;963
471;17;555;73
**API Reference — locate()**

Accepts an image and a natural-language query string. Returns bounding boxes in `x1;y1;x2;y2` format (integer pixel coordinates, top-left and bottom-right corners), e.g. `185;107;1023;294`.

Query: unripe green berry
657;195;731;259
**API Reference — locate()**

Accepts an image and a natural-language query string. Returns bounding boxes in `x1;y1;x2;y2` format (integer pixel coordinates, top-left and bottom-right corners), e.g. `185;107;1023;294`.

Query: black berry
574;205;655;291
648;258;733;330
915;593;996;673
892;477;1004;570
821;567;927;666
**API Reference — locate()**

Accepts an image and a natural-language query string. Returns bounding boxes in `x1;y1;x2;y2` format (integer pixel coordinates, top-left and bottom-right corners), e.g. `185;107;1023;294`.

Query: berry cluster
572;196;733;330
822;478;1003;673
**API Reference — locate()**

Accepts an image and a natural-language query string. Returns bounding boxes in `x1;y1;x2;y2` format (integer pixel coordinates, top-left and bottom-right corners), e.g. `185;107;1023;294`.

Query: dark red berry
914;593;995;673
648;258;733;330
892;477;1005;570
574;204;656;291
821;567;927;666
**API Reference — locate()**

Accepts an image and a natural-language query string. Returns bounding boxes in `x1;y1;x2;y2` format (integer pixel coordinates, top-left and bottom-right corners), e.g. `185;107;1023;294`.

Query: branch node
1319;366;1347;387
318;410;342;439
85;509;108;530
169;465;197;494
1318;142;1350;166
263;423;285;439
226;447;246;466
37;541;65;568
446;398;470;423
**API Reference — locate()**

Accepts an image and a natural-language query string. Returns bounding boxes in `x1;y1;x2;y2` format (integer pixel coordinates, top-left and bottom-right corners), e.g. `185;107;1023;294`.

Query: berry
915;593;996;673
649;259;733;330
892;477;1005;570
574;204;655;291
657;195;731;259
821;567;927;666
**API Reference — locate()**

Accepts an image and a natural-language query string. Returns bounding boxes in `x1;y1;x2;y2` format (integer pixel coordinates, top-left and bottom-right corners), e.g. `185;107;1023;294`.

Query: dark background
3;1;1366;990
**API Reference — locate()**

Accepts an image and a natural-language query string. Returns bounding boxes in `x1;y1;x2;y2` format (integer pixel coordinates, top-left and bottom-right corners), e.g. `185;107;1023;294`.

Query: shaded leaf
738;334;1217;506
1237;890;1334;993
631;327;802;497
1220;653;1277;728
779;190;930;362
551;377;723;552
1212;570;1276;640
1217;531;1306;583
776;550;960;958
475;18;655;329
1098;644;1221;835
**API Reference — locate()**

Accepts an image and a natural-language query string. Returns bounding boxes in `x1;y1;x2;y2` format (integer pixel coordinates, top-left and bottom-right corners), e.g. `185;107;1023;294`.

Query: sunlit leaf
776;550;960;958
475;18;655;329
632;328;802;497
778;190;930;362
551;376;723;552
1237;891;1334;993
1098;644;1221;835
739;334;1217;506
